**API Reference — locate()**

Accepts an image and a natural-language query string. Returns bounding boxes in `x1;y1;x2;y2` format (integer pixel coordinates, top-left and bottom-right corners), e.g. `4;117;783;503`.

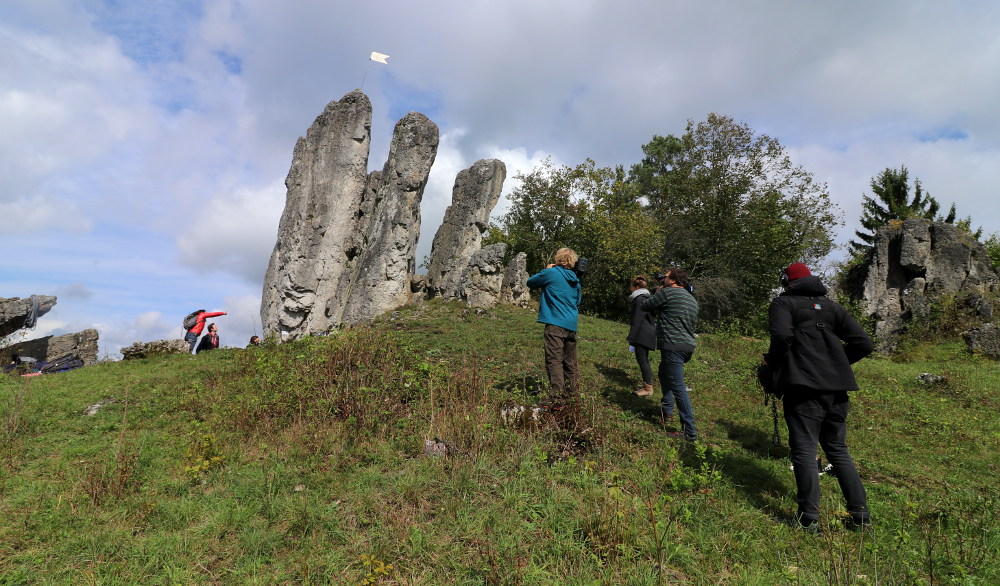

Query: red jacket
190;311;226;335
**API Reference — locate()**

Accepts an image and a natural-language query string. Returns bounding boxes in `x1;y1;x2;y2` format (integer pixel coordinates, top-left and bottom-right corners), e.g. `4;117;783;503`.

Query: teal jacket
527;266;582;332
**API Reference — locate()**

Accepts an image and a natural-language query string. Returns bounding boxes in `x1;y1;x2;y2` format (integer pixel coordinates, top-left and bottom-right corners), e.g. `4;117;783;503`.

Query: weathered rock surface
336;111;439;325
964;322;1000;359
7;328;99;364
0;295;57;338
459;243;508;308
260;92;439;338
844;219;998;352
261;90;374;339
500;252;531;307
426;159;506;299
120;339;190;360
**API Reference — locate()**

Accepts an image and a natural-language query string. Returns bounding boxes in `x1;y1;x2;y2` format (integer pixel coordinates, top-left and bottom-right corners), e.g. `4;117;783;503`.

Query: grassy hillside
2;300;998;584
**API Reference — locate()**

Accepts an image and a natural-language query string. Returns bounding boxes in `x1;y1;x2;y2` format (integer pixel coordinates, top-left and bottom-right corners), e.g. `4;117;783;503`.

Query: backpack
183;310;204;331
39;353;85;374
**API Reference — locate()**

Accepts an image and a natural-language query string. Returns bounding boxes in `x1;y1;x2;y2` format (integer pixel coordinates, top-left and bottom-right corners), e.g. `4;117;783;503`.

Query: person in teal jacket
527;247;582;398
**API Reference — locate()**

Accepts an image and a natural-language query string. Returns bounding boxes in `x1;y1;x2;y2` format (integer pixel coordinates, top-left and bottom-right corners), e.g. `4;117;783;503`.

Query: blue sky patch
917;127;969;143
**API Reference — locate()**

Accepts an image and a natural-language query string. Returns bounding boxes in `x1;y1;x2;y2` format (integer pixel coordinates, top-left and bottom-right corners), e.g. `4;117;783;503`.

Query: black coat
626;290;657;350
764;276;873;393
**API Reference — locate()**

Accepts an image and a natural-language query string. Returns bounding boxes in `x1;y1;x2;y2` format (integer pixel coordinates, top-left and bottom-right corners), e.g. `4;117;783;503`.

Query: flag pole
361;51;389;91
360;60;373;90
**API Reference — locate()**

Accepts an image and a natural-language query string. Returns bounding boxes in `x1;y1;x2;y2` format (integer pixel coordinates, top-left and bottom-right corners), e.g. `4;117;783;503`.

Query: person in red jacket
184;309;227;352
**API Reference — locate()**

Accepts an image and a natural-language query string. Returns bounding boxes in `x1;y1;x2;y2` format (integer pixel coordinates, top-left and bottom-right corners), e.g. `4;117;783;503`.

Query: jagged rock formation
964;322;1000;358
0;295;57;338
261;90;374;339
337;112;440;325
459;244;509;308
500;252;531;307
260;91;439;339
121;339;190;360
7;329;100;365
260;90;541;338
844;218;998;352
426;159;506;299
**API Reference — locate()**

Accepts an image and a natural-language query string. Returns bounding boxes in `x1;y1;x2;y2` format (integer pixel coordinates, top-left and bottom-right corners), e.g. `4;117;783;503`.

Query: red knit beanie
784;262;811;282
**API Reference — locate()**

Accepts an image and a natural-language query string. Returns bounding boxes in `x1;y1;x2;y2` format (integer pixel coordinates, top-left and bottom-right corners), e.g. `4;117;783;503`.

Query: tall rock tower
425;159;506;299
260;91;439;339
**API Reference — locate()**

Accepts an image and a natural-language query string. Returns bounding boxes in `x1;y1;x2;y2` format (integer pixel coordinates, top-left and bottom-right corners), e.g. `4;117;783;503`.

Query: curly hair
554;247;578;269
665;266;692;291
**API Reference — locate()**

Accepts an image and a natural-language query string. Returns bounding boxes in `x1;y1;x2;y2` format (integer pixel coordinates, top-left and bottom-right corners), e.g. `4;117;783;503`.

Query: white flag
370;51;389;64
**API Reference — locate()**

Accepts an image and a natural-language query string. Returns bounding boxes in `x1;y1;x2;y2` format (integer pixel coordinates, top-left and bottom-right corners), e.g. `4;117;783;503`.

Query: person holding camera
763;262;873;531
641;267;699;441
527;247;583;400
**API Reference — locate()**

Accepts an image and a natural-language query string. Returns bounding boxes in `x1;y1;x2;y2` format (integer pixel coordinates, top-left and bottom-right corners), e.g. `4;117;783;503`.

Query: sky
2;0;999;359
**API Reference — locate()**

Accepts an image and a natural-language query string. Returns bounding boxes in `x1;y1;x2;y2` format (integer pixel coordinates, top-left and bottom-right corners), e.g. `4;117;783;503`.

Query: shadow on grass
594;359;792;519
593;363;679;429
713;419;792;518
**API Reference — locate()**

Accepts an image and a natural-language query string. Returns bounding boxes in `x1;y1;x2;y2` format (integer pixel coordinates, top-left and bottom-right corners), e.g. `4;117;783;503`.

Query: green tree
848;166;947;255
984;233;1000;273
487;159;662;319
485;158;591;274
631;114;840;326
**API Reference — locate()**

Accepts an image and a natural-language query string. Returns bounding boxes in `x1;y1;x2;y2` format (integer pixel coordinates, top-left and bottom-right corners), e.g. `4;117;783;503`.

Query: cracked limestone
426;159;506;299
260;91;439;339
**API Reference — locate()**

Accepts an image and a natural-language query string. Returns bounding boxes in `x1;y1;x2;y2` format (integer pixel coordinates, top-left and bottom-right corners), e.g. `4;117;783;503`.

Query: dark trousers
783;392;868;524
184;331;198;353
634;346;653;384
543;325;578;396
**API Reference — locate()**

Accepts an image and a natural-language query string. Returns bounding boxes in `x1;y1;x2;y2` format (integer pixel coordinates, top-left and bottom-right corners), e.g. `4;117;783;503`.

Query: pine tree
849;166;943;255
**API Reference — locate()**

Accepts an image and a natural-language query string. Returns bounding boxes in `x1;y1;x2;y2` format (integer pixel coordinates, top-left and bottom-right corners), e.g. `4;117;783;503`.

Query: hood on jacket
783;274;827;297
558;265;580;287
629;288;650;300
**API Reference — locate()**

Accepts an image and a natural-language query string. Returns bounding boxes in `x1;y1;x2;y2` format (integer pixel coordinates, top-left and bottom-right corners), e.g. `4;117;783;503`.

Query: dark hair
665;266;693;292
631;275;648;289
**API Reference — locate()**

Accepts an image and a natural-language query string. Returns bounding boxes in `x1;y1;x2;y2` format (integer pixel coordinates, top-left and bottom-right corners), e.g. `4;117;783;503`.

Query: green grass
2;299;998;584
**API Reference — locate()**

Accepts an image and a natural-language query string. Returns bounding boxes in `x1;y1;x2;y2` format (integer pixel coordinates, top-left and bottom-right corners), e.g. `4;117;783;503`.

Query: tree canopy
630;114;840;324
490;114;842;330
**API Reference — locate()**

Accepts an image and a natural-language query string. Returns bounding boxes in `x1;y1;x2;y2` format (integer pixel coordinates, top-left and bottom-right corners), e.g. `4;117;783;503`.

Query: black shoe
798;520;820;534
846;516;872;532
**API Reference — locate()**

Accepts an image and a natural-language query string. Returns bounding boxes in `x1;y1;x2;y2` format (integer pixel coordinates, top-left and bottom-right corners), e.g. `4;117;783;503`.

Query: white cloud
175;179;285;284
2;0;999;354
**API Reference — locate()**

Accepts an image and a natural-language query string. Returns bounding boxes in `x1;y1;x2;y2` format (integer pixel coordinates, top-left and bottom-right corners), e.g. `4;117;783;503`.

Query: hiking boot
846;516;872;532
635;383;654;397
798;520;821;534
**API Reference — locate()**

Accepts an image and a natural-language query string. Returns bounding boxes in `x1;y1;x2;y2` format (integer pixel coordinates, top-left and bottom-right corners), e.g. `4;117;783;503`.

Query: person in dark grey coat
626;275;657;396
763;262;874;530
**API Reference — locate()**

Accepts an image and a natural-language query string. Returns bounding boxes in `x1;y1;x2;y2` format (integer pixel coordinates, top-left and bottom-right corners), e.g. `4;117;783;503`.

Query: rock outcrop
0;295;57;338
7;328;100;365
459;243;509;308
962;322;1000;359
963;322;1000;359
844;218;998;352
500;252;531;307
121;339;190;360
261;90;374;340
426;159;506;299
260;91;439;339
337;112;439;325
